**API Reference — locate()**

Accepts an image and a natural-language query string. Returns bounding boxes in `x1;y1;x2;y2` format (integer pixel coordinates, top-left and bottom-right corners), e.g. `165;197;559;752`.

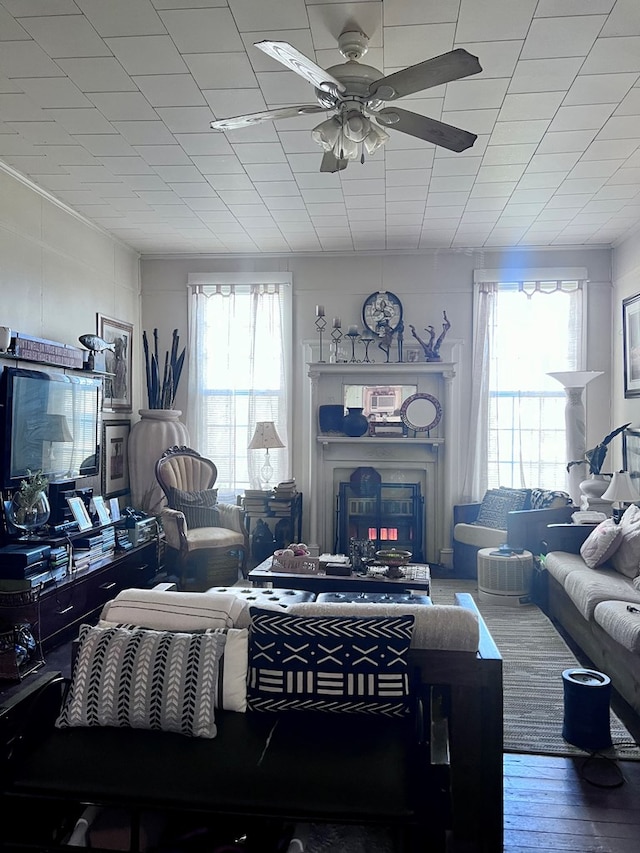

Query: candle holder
315;315;327;363
361;337;375;363
346;332;361;363
330;327;343;363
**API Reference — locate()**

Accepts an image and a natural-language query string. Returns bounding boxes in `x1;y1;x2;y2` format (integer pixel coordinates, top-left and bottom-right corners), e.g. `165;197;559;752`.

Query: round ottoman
207;586;316;607
562;668;612;751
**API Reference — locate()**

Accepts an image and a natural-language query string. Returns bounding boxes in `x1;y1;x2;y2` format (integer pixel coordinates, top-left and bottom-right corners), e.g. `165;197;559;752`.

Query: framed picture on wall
622;293;640;398
98;314;133;412
623;427;640;487
101;419;131;499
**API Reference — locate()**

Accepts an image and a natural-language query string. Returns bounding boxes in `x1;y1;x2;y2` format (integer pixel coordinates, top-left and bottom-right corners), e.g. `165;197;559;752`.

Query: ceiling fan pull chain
360;152;365;164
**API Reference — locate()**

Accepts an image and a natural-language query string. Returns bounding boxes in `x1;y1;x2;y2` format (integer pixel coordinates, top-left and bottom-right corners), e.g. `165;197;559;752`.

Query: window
187;274;291;497
488;282;582;490
463;271;584;500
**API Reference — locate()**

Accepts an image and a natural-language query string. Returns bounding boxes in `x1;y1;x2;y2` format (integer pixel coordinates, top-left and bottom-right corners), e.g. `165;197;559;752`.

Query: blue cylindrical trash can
562;668;612;751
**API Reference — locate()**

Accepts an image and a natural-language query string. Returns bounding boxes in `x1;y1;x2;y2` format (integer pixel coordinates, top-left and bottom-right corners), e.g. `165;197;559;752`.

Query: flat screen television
0;366;102;489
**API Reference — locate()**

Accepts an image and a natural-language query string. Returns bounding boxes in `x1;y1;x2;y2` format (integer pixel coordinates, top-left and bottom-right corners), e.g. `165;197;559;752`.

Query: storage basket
271;554;320;574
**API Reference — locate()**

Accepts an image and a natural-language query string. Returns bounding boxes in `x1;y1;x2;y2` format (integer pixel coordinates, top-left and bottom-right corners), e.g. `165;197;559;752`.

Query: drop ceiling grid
0;2;638;252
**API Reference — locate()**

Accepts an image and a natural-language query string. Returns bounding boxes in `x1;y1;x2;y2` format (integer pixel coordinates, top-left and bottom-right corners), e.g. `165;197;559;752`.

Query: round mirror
400;393;442;432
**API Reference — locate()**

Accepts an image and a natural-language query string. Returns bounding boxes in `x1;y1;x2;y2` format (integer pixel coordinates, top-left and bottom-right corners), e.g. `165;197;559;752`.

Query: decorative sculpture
409;311;451;362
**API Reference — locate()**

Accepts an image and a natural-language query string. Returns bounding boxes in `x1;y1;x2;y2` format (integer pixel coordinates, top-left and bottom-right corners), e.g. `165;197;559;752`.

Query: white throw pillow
579;518;623;569
611;503;640;578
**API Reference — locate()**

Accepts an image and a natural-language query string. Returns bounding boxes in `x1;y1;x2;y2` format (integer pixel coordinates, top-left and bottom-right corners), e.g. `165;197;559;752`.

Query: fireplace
336;470;423;559
305;345;460;567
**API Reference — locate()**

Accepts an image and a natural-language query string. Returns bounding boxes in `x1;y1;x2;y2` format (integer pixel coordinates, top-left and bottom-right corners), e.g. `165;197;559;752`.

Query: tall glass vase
7;491;50;539
128;409;190;514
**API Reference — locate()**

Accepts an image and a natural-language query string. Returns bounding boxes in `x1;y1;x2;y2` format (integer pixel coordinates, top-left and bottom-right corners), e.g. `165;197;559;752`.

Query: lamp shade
547;371;604;388
248;421;285;450
601;471;640;503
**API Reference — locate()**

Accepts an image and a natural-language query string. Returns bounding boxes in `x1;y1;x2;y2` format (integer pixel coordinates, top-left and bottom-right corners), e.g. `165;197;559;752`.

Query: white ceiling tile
19;15;108;58
444;78;509;111
106;36;188;76
133;145;192;166
76;0;166;37
153;165;203;182
0;41;66;78
385;169;432;186
568;160;625;179
384;24;455;67
490;120;550;145
174;133;234;156
470;181;517;197
89;93;158;121
307;3;383;50
42;108;116;134
186;53;258;89
229;0;309;32
536;129;598;154
482;143;538;165
4;154;68;173
476;163;527;182
456;0;537;42
255;70;316;106
155;106;213;133
429;175;475;192
522;15;604;59
509;57;582;94
601;0;640;36
160;7;243;53
581;36;640;74
134;75;206;108
499;92;564;121
14;77;93;109
582;139;640;160
442;109;498;135
563;72;637;106
432;156;482;176
527;151;581;172
203;89;266;119
232;142;287;164
97;157;156;175
548;104;616;132
458;40;522;79
254;180;300;196
597;115;640;139
72;134;137;156
111;121;176;145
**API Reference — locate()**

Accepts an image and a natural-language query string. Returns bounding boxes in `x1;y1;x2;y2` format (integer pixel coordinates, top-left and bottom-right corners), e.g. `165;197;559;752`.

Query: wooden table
248;558;431;596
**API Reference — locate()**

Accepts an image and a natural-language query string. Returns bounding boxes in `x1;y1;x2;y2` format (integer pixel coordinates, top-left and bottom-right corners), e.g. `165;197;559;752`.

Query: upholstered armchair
155;446;249;590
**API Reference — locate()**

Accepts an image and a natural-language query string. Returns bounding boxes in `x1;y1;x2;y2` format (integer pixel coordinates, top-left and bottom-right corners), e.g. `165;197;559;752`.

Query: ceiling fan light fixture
311;116;342;152
364;121;390;154
343;111;368;142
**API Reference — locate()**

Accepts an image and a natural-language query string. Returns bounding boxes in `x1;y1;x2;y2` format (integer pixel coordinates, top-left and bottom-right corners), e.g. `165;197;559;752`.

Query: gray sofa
541;523;640;718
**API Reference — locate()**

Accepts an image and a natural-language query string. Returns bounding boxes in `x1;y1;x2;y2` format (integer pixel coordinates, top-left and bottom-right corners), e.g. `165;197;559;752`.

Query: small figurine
376;318;396;363
409;311;451;362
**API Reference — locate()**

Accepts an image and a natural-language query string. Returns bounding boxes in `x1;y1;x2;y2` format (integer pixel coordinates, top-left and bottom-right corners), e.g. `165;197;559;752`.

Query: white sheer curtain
187;273;291;494
462;272;584;501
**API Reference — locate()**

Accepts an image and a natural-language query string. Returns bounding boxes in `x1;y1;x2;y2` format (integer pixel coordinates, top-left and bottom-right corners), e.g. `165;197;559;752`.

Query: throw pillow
611;503;640;578
530;488;572;510
169;487;218;529
579;518;623;568
473;488;530;530
56;624;226;738
247;607;415;717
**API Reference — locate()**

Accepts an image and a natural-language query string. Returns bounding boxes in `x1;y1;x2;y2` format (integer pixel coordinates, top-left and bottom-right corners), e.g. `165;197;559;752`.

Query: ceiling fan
210;30;482;173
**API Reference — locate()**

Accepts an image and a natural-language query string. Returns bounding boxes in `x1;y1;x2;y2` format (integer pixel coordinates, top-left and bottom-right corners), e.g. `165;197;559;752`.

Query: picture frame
101;419;131;499
623;427;640;486
98;314;133;412
92;495;111;527
622;293;640;398
67;496;93;532
109;497;121;522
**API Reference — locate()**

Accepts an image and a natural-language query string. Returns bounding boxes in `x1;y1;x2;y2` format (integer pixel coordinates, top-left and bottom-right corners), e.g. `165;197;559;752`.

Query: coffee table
248;557;431;596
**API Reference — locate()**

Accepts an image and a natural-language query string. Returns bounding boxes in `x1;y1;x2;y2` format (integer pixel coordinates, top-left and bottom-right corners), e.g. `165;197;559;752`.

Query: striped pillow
56;624;225;738
169;487;218;529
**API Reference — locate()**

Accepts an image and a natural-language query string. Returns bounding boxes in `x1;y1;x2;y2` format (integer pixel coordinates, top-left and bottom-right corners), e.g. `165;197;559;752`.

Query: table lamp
248;421;285;487
601;470;640;523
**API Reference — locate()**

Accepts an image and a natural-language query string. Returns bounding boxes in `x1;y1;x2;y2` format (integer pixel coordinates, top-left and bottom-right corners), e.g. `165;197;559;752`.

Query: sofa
540;507;640;719
1;586;503;853
453;487;574;578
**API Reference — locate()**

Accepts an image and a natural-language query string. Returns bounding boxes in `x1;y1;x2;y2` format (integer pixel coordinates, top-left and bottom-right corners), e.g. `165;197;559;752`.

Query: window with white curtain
187;274;292;498
463;272;584;499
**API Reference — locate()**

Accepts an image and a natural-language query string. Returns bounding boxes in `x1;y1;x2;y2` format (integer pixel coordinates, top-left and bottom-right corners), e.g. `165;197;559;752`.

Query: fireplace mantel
304;350;461;567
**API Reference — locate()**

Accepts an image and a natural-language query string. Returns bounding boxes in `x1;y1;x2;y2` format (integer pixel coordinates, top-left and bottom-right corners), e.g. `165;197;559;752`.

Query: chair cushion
56;624;226;738
563;567;640;619
580;518;623;568
473;488;530;529
247;607;415;716
453;522;506;548
186;526;246;552
169;487;218;529
544;551;586;585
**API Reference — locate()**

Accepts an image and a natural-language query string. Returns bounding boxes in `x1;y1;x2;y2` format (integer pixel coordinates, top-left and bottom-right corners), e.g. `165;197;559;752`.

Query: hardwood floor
502;752;640;852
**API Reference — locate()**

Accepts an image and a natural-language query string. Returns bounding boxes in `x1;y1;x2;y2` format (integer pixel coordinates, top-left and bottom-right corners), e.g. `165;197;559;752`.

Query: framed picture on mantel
98;314;133;412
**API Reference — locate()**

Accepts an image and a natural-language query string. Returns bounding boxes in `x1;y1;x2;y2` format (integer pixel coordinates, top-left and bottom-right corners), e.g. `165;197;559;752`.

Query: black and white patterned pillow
530;488;572;509
169;487;218;529
473;488;530;529
247;608;414;717
56;624;226;738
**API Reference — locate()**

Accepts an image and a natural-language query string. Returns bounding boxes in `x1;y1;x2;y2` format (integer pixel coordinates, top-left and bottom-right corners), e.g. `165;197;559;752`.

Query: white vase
128;409;190;514
579;473;611;514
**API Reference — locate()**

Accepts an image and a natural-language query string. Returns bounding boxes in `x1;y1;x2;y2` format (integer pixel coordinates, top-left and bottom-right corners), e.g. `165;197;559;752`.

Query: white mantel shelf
317;436;444;448
308;362;456;377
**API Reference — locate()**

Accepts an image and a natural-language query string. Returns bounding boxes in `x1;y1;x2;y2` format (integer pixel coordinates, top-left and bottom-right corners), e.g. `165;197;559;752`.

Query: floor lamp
547;371;604;506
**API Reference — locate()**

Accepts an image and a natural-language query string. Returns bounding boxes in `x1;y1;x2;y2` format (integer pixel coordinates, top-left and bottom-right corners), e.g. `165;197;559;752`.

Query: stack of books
243;489;273;517
273;479;297;498
268;479;298;516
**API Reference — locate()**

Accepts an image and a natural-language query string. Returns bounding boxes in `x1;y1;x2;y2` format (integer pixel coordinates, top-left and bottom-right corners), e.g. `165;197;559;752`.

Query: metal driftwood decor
142;328;185;409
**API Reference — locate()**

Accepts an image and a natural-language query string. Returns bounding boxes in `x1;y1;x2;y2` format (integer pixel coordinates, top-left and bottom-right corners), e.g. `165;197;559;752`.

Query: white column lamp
547;371;604;506
248;421;285;487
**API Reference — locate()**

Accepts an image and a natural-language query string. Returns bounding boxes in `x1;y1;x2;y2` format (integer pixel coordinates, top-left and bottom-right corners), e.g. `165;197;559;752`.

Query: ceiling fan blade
255;40;346;94
377;107;477;153
368;48;482;101
210;105;325;131
320;152;348;173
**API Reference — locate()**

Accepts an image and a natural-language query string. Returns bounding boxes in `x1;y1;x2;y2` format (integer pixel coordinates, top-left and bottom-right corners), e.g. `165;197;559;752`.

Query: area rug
431;578;640;760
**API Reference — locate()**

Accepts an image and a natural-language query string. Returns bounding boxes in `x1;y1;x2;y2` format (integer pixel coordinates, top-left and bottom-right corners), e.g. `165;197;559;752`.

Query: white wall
612;230;640;468
0;165;141;495
141;246;613;532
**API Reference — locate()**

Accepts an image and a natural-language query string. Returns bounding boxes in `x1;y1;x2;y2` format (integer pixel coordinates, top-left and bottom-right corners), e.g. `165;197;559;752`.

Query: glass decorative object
8;490;50;538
